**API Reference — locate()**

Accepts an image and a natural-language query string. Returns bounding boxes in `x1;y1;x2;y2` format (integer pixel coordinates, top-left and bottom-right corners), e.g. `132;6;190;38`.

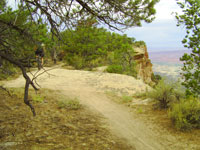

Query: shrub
65;54;84;69
121;95;133;103
169;97;200;130
106;64;123;74
65;53;105;70
133;41;146;47
106;47;137;77
151;73;162;85
149;79;185;109
32;94;44;103
0;63;19;80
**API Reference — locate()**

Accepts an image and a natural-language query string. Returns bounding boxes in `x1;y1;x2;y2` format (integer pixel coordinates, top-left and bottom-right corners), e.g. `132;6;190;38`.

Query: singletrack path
5;67;168;150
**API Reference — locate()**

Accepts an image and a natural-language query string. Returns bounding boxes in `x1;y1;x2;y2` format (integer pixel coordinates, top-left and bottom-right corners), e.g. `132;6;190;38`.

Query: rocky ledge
133;45;154;85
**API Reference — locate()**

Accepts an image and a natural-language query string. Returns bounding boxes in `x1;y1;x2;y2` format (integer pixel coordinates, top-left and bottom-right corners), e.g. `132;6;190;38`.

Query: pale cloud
125;20;186;51
7;0;18;9
123;0;186;51
155;0;182;21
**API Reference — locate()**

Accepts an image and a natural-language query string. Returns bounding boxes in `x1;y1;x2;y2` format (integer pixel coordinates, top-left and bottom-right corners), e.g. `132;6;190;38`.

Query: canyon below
149;50;189;78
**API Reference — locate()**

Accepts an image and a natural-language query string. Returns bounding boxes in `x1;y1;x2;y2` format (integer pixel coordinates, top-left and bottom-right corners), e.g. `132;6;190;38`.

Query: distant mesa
148;50;190;64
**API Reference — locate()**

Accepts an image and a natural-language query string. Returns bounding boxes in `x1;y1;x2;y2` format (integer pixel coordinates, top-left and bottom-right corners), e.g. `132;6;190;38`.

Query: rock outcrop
133;45;153;85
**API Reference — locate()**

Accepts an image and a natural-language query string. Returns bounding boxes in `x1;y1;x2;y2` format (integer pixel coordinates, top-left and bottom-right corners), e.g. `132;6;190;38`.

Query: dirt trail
4;67;167;150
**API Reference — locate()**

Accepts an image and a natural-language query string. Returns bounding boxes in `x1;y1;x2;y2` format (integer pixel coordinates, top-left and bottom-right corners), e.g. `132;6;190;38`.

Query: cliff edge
133;45;153;85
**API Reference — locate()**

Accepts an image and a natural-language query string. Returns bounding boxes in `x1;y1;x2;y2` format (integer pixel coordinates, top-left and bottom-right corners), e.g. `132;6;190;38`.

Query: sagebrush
169;97;200;130
149;79;185;109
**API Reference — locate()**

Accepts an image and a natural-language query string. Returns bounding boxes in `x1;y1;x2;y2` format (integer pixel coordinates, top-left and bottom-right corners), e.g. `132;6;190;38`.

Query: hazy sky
8;0;186;52
124;0;186;52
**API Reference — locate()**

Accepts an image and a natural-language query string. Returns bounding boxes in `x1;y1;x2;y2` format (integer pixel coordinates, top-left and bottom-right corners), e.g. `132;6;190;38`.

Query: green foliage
150;79;185;109
106;65;123;74
58;98;81;110
0;63;19;80
61;25;108;69
176;0;200;96
32;94;44;103
136;107;144;114
133;41;146;47
151;74;162;85
121;95;133;103
61;24;137;77
106;34;137;77
169;97;200;130
0;5;52;71
65;54;84;70
0;0;6;13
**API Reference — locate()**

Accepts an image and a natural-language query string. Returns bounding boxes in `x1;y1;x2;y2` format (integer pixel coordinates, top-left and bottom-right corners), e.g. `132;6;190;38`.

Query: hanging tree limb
0;51;38;116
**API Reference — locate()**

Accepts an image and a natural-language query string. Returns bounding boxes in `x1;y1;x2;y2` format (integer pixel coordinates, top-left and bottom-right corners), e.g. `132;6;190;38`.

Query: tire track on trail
5;68;167;150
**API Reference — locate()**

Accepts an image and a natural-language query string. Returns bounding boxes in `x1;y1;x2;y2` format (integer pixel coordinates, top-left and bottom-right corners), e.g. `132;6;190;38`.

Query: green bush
32;94;44;103
151;74;162;85
65;54;84;69
106;64;123;74
149;79;185;109
133;41;146;47
106;47;137;77
65;53;105;70
0;63;19;80
121;95;133;103
169;97;200;130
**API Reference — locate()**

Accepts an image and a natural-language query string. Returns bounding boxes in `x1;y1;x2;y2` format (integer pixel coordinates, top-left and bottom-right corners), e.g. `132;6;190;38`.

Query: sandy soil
3;67;200;150
0;89;133;150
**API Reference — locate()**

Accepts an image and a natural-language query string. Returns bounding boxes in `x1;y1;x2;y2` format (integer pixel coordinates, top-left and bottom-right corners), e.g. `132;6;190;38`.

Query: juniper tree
176;0;200;96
